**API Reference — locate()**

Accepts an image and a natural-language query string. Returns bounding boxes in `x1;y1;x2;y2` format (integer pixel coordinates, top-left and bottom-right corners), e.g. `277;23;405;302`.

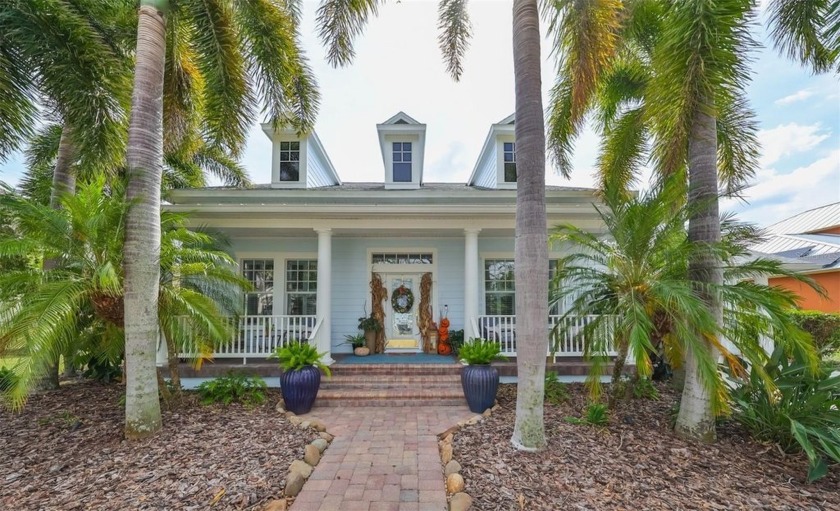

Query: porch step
315;363;467;407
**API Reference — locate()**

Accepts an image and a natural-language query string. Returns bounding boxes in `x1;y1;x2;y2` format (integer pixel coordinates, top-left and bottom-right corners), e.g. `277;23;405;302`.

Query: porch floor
333;354;458;365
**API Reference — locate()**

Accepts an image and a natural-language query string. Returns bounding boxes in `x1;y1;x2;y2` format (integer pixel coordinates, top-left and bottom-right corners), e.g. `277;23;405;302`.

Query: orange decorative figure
437;310;452;355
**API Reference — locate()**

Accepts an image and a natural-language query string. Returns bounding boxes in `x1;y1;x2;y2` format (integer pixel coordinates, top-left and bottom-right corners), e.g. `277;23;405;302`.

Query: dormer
261;124;341;188
377;112;426;190
468;113;517;189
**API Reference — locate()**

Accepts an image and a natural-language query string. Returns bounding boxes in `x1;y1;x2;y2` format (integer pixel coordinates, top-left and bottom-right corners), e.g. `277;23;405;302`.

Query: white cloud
757;122;831;168
774;88;815;106
725;150;840;226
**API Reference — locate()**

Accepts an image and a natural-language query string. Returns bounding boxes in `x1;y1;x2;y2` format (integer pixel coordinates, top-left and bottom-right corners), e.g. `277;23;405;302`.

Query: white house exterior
160;113;606;366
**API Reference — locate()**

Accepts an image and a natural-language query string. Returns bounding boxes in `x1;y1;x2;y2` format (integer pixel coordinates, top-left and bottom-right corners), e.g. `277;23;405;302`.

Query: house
750;202;840;313
159;113;606;369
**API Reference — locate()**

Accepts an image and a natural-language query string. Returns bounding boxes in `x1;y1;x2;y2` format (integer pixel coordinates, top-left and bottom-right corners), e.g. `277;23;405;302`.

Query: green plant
787;310;840;356
544;371;570;405
449;329;465;356
727;346;840;482
196;373;268;406
271;342;332;376
632;377;659;401
458;338;505;365
566;402;609;427
0;367;16;395
343;333;366;349
357;312;382;332
81;355;123;383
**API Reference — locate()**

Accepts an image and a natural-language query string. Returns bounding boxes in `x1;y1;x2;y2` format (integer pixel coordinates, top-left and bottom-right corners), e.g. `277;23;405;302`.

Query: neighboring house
160;112;605;366
750;202;840;313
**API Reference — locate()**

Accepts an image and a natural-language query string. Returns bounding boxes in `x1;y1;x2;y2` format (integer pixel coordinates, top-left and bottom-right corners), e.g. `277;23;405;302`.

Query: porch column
315;228;334;365
464;228;481;339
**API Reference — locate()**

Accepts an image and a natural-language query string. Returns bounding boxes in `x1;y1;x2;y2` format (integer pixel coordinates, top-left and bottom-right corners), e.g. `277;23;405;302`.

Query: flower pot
461;364;499;413
280;365;321;414
364;330;377;352
354;346;370;356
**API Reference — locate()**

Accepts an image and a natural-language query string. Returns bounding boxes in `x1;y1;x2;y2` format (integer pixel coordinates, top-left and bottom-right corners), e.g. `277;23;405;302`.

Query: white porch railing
475;314;617;358
176;315;318;363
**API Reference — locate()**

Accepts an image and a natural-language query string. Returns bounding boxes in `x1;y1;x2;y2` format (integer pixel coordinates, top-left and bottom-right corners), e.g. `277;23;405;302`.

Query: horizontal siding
307;139;337;188
474;144;497;188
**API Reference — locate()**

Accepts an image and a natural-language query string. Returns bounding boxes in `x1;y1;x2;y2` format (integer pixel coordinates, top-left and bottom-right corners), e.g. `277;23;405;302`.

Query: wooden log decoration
370;273;388;353
419;273;433;353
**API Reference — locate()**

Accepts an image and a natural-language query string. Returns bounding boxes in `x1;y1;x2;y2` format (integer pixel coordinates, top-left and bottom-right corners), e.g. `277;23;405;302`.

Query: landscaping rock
318;432;334;442
311;438;328;453
288;460;313;479
443;433;454;444
482;408;492;417
275;403;285;414
303;444;321;466
449;492;472;511
309;419;327;432
440;442;453;464
284;471;306;497
446;473;465;494
263;499;287;511
287;415;303;426
300;420;311;429
444;460;461;477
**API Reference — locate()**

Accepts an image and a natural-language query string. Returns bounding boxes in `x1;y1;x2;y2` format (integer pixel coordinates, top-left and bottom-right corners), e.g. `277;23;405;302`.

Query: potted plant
271;341;331;414
358;311;382;352
459;338;505;413
344;333;369;356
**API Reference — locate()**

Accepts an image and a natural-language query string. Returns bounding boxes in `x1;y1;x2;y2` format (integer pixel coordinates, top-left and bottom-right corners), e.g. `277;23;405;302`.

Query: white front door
385;274;421;351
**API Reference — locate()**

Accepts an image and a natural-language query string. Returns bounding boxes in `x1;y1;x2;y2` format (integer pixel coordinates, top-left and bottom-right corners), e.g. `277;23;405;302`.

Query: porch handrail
306;318;322;344
475;314;618;357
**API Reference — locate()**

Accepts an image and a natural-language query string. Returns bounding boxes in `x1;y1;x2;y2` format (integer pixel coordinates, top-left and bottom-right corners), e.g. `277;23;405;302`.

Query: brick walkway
289;407;475;511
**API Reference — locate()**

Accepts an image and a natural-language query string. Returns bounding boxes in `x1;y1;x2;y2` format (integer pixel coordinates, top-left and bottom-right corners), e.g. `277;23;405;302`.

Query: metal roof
765;202;840;235
750;233;840;270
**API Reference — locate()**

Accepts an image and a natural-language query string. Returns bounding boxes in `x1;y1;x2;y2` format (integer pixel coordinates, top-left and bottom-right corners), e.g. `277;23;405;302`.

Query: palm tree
122;0;319;438
0;177;248;409
546;0;837;441
549;177;820;409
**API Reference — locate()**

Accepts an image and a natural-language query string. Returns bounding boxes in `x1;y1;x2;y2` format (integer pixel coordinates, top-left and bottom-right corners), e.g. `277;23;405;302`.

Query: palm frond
316;0;381;67
766;0;838;73
437;0;472;81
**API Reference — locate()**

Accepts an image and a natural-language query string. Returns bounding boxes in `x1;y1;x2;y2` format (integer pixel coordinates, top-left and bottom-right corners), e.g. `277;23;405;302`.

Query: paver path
289;406;475;511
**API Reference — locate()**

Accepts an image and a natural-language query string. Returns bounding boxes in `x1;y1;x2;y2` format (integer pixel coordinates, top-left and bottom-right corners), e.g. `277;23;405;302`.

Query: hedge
787;310;840;354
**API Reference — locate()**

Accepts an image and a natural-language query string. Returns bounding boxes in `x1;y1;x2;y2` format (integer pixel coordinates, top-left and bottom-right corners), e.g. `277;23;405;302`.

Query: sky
1;1;837;227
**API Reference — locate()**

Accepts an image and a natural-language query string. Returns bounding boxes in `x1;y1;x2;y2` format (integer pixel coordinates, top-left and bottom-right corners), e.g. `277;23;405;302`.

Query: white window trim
271;136;308;188
480;252;565;316
283;254;318;316
391;142;414;183
239;253;280;316
495;134;517;189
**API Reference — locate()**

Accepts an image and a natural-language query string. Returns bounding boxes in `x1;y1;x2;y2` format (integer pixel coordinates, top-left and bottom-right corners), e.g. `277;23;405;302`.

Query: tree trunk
123;2;166;440
165;332;182;394
510;0;548;452
36;126;78;389
675;99;721;443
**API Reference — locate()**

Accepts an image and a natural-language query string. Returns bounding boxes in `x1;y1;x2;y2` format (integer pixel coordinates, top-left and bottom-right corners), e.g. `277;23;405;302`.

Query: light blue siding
473;145;497;188
307;139;338;188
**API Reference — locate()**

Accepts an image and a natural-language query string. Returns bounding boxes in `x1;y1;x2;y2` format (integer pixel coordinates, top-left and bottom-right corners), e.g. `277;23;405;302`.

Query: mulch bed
453;384;840;511
0;381;316;510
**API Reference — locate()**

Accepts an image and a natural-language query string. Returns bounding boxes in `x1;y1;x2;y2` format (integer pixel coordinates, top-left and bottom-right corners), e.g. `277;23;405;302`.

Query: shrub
344;333;365;348
197;373;268;406
271;341;331;376
728;346;840;482
449;329;465;356
458;338;505;365
0;367;16;393
787;310;840;355
566;402;609;426
544;371;570;404
632;377;660;400
81;355;122;382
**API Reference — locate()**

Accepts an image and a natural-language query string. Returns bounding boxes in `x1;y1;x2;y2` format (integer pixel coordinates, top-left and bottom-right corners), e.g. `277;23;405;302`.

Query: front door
385;274;421;351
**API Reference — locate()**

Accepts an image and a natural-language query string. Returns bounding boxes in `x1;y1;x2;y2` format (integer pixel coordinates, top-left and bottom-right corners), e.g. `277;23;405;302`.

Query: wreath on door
391;285;414;313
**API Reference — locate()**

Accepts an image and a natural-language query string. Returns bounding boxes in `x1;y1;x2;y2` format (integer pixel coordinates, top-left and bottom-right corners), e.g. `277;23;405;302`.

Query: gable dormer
468;114;516;189
262;124;341;188
377;112;426;190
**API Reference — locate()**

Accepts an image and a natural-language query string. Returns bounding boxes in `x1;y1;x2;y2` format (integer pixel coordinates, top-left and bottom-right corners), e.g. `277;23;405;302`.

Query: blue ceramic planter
461;364;499;413
280;366;321;414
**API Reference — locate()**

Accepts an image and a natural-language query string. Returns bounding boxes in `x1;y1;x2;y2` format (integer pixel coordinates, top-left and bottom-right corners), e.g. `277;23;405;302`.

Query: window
286;259;317;315
242;259;274;315
483;259;562;316
485;259;515;315
371;252;433;264
279;141;300;181
503;142;516;182
392;142;412;182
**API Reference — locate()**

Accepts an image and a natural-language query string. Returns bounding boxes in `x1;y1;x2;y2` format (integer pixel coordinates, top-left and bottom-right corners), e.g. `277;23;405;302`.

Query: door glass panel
391;277;415;336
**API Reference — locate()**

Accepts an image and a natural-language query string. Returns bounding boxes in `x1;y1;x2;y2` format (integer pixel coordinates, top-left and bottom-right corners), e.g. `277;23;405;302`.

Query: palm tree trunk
37;126;77;389
675;99;720;443
123;1;167;439
510;0;548;452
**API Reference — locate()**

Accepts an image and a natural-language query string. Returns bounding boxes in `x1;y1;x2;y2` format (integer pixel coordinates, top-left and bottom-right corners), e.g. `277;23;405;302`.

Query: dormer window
279;141;300;181
503;142;516;182
393;142;413;182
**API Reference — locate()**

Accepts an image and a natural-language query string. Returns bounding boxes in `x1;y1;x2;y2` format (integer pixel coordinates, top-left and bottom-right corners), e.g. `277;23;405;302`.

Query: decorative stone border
438;402;500;511
262;406;334;511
